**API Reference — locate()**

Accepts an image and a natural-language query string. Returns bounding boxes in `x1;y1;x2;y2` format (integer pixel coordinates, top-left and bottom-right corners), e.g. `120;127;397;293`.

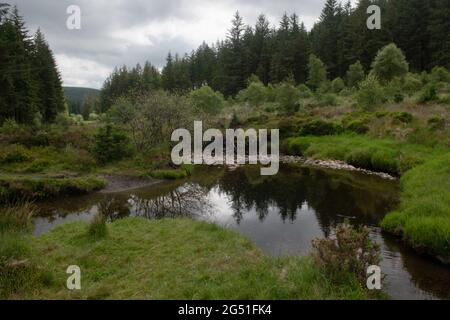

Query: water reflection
33;164;450;300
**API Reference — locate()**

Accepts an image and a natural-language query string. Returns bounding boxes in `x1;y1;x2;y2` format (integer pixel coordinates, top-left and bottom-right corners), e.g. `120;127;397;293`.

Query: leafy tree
307;54;327;90
331;77;345;93
357;75;383;110
371;43;409;83
190;86;224;115
345;61;365;88
275;82;301;115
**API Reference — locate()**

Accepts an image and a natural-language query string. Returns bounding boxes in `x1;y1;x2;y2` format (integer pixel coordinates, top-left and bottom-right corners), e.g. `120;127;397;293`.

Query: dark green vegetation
63;87;100;119
99;0;450;104
0;1;449;300
4;217;376;300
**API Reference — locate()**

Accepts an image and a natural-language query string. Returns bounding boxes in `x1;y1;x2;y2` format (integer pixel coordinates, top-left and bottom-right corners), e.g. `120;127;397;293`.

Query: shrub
331;77;345;93
92;125;131;164
275;82;301;115
190;86;225;115
88;113;100;121
418;83;438;103
345;120;370;134
54;113;73;127
430;66;450;83
299;119;341;136
402;73;422;95
307;54;327;90
391;112;413;124
312;223;381;285
297;84;312;98
428;117;446;131
0;144;31;164
237;81;267;107
346;61;365;88
316;93;338;107
357;75;384;110
371;43;409;83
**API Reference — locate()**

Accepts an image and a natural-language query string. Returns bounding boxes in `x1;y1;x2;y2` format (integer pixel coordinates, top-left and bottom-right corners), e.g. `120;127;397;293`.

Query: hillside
63;87;100;105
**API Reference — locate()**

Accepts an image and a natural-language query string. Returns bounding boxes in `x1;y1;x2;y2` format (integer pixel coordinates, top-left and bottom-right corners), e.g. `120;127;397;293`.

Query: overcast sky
10;0;357;89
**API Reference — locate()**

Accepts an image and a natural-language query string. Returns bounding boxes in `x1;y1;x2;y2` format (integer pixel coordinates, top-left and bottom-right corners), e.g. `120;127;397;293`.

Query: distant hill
64;87;100;105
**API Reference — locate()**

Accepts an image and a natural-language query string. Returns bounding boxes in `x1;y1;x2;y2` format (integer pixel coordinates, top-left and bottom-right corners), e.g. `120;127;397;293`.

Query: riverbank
283;134;450;264
5;217;376;300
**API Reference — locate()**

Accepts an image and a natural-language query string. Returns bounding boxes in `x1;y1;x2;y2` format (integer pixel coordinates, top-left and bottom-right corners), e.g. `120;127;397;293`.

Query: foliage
275;82;301;115
346;61;365;88
418;83;438;103
237;80;267;106
331;77;345;93
307;54;327;90
371;43;409;83
190;86;224;115
93;125;131;164
381;152;450;257
312;223;381;285
356;75;383;111
88;214;108;240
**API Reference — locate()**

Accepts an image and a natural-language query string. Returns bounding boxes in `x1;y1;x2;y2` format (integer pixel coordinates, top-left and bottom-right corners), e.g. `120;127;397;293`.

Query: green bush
316;93;338;106
430;66;450;83
312;223;381;286
190;86;225;115
331;77;345;93
345;61;365;88
402;73;422;95
371;43;409;83
345;120;370;134
0;144;31;164
275;82;301;115
427;117;446;131
237;80;267;107
299;119;341;136
418;83;438;103
93;125;131;164
391;112;413;124
307;54;327;90
297;84;312;98
357;75;384;110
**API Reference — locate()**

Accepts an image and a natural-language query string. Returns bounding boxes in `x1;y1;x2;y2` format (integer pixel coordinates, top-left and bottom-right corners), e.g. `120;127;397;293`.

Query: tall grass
0;202;35;234
381;152;450;258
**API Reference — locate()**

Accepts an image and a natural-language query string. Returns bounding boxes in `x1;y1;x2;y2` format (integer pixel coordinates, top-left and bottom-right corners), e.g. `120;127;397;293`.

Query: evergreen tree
427;0;450;68
346;61;365;87
33;28;65;122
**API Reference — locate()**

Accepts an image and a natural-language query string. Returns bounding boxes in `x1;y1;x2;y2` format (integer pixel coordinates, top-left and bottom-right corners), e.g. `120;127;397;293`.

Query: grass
284;134;444;175
0;202;53;299
381;152;450;259
283;134;450;260
22;218;374;300
0;175;106;203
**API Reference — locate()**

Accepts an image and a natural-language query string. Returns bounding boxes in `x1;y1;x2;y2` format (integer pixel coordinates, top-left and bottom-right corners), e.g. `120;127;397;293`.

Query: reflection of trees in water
96;184;212;221
217;165;399;234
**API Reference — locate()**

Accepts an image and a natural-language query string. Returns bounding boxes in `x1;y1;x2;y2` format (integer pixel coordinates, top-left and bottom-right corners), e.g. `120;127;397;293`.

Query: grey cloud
9;0;335;88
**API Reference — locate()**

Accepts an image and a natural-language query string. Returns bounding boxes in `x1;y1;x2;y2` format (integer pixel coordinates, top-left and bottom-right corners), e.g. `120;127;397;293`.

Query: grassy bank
381;153;450;260
283;134;450;261
284;134;444;176
12;218;372;300
0;175;106;203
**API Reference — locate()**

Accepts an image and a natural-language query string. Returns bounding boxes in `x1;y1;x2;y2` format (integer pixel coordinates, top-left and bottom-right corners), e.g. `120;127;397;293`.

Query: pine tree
33;28;65;122
427;0;450;68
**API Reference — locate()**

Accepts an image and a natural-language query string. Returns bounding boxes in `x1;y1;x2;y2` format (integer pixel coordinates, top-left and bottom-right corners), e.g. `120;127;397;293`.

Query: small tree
190;86;224;115
307;54;327;90
346;61;365;88
275;82;301;115
371;43;409;83
357;75;384;111
331;77;345;93
237;80;267;107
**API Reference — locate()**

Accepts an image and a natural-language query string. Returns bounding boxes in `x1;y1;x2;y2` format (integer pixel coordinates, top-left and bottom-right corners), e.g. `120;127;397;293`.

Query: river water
32;164;450;300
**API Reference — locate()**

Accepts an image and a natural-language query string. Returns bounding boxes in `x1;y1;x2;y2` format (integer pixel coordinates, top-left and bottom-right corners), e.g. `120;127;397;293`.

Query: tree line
0;3;65;124
100;0;450;110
